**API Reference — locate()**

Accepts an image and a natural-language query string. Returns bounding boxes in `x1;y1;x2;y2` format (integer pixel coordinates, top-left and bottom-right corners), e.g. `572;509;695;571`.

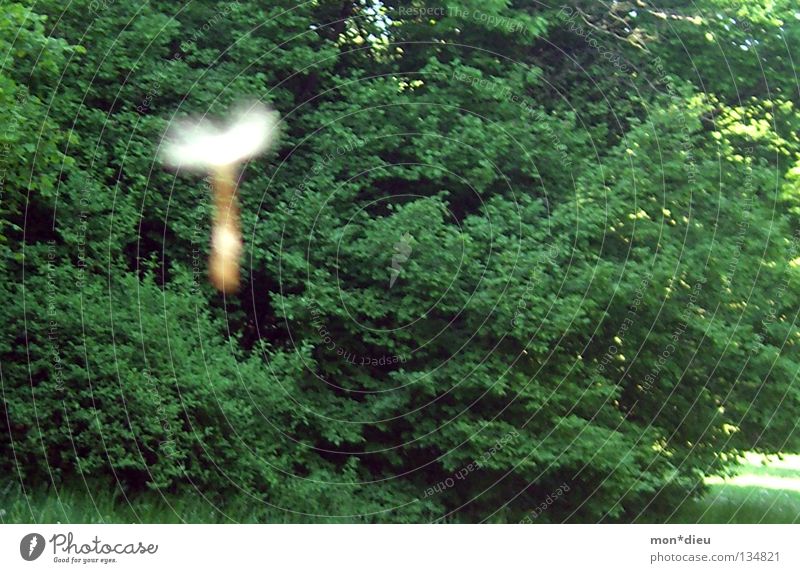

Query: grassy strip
3;454;798;523
666;453;800;524
0;481;273;524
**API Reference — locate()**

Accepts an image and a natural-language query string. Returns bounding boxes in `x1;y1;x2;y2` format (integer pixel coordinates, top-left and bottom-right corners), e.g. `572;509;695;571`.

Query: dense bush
1;0;799;522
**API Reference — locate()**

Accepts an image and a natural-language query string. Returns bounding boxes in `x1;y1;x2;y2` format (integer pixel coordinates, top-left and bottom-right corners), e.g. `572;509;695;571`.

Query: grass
3;453;799;523
0;481;269;524
667;453;800;524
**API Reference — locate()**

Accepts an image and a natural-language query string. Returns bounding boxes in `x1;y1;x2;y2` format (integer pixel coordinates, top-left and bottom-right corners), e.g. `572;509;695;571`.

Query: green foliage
1;0;799;522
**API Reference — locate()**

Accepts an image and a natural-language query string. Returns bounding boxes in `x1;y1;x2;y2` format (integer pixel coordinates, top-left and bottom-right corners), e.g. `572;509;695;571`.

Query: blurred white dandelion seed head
161;101;279;170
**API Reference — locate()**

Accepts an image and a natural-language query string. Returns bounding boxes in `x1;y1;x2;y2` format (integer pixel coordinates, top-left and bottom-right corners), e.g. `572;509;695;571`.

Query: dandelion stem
209;164;242;293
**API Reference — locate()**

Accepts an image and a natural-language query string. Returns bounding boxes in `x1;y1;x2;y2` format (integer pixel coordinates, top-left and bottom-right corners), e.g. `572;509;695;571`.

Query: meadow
4;454;798;524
